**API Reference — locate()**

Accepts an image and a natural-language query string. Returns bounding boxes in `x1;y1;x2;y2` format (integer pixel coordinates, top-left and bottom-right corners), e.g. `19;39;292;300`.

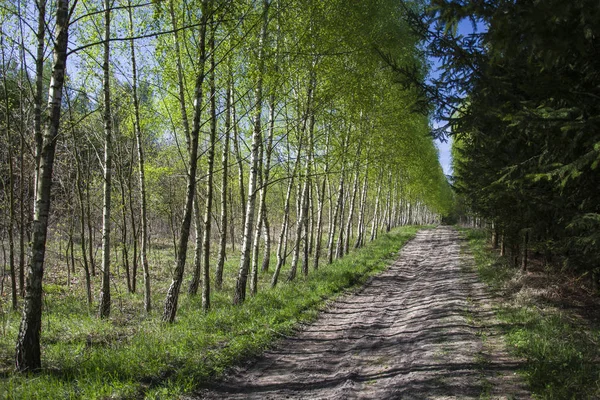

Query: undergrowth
461;227;600;400
0;226;421;399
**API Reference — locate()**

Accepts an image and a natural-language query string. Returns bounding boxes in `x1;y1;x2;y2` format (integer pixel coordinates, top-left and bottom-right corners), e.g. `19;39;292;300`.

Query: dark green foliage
431;0;600;276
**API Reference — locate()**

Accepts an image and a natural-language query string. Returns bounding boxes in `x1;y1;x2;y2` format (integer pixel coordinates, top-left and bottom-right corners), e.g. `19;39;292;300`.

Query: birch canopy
0;0;452;387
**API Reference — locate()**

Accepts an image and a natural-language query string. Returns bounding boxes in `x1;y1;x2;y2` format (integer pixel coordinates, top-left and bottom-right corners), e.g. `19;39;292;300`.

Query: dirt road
194;226;529;399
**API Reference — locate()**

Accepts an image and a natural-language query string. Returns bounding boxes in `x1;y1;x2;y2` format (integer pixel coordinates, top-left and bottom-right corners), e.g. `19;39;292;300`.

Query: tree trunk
301;183;312;276
261;4;282;275
215;84;232;290
233;0;270;305
335;188;347;260
355;167;369;249
289;68;317;280
327;158;346;264
98;0;113;319
301;72;316;276
232;87;246;234
162;0;209;323
294;171;302;218
385;171;392;232
18;132;25;297
229;190;236;252
73;144;92;306
15;0;70;372
390;180;398;229
201;26;217;311
124;145;138;293
172;0;202;298
118;165;131;293
249;129;265;296
289;173;309;281
343;159;360;255
326;175;333;251
308;182;315;255
302;182;313;276
85;175;95;277
128;0;150;311
259;93;276;274
1;48;17;311
399;196;406;226
370;172;383;242
126;153;138;294
313;134;330;269
512;243;519;268
313;176;326;270
168;0;191;148
521;230;528;272
288;177;308;281
68;217;75;279
188;194;203;295
272;142;302;288
17;45;26;297
33;0;46;192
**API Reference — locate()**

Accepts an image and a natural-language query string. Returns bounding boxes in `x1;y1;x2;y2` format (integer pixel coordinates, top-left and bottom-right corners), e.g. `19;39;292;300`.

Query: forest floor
193;226;530;399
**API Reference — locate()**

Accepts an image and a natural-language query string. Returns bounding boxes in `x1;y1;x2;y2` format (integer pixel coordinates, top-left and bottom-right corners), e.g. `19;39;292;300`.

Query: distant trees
1;0;452;370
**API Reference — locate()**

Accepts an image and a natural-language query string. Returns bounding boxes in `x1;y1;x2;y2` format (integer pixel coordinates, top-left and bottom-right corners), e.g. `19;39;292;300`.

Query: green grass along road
0;226;423;399
462;228;600;399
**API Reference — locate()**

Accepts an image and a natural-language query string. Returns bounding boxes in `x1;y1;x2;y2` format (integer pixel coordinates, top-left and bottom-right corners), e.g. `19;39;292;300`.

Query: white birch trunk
98;0;113;319
233;0;270;305
16;0;70;371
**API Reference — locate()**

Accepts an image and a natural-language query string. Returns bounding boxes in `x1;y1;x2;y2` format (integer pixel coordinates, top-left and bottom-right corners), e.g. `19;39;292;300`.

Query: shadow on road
194;227;529;399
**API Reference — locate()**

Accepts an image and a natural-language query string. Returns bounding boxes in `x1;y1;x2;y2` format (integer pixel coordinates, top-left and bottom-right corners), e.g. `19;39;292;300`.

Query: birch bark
98;0;113;319
233;0;270;305
162;0;210;322
15;0;71;371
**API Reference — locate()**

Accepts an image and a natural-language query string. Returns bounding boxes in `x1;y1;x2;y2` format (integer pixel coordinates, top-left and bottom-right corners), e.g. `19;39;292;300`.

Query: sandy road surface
194;226;529;399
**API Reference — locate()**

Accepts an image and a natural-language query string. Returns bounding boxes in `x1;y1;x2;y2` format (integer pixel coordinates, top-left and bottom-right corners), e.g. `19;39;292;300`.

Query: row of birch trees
0;0;453;371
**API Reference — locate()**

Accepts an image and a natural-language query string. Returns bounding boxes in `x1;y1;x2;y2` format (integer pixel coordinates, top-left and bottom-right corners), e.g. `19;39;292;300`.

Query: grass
0;226;422;399
460;227;600;400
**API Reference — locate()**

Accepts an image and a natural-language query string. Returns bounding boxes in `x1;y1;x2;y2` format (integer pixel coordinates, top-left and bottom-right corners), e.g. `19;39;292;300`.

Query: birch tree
127;0;151;312
15;0;72;372
98;0;113;319
233;0;270;305
162;0;210;323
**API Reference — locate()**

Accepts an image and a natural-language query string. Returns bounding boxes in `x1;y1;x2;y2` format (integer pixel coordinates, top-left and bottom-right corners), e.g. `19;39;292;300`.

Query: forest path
193;226;529;399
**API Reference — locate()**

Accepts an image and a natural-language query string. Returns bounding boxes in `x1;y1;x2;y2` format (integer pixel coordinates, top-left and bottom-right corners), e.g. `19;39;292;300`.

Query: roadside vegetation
0;226;421;399
1;0;452;377
462;227;600;400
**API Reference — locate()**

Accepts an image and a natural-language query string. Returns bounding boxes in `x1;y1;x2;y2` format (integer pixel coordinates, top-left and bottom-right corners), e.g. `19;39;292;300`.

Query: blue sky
430;19;487;178
435;129;453;177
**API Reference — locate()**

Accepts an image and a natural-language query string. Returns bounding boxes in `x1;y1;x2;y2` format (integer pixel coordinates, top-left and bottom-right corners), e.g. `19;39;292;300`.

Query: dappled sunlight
196;227;529;399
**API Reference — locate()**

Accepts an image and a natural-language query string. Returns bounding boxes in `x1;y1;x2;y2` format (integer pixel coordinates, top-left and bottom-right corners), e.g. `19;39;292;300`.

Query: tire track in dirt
193;226;530;399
